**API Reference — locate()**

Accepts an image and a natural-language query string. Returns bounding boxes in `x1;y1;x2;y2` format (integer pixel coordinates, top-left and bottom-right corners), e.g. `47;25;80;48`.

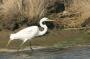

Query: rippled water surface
0;47;90;59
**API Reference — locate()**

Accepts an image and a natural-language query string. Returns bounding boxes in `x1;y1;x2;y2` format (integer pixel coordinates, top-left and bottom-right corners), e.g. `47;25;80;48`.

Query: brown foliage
0;0;63;21
64;0;90;27
0;0;59;30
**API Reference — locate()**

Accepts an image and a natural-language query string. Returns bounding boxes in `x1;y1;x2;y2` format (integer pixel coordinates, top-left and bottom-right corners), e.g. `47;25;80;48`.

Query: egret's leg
29;41;33;51
18;39;28;51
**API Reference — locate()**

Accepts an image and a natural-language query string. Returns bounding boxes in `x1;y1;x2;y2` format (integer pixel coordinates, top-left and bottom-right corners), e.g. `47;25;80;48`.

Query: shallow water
0;47;90;59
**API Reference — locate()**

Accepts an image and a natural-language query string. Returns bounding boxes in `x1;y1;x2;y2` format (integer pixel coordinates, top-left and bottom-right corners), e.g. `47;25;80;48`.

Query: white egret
7;17;54;50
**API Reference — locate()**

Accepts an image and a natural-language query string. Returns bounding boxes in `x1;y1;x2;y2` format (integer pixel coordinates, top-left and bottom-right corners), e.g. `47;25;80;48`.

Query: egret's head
41;17;54;22
7;34;15;47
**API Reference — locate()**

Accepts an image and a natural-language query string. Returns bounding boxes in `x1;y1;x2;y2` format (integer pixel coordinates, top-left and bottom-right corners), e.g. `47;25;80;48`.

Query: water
0;47;90;59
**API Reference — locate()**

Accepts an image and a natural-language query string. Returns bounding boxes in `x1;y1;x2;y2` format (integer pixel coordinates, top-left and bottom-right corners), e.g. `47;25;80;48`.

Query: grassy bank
0;29;90;49
54;29;90;48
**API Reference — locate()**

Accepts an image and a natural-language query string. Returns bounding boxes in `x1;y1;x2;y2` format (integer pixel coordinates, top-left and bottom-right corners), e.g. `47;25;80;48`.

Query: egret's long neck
38;20;48;36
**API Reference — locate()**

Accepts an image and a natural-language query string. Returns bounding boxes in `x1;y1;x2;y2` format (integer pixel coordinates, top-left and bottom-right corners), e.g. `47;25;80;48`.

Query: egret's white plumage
7;17;54;49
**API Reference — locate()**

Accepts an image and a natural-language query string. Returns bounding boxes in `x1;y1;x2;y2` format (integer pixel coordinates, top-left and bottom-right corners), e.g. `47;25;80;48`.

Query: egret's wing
16;26;39;34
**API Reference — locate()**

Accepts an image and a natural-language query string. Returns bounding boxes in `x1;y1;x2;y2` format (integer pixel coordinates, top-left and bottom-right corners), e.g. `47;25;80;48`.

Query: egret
7;17;54;50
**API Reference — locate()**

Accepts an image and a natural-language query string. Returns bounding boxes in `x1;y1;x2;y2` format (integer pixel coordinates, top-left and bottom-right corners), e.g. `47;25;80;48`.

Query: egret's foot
30;48;33;52
29;41;33;51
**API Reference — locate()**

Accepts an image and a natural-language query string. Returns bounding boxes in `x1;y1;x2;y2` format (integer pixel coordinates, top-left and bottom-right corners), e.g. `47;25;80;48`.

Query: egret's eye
43;21;46;24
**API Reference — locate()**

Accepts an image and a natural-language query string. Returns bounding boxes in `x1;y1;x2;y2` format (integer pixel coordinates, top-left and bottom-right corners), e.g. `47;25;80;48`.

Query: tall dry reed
64;0;90;27
0;0;58;22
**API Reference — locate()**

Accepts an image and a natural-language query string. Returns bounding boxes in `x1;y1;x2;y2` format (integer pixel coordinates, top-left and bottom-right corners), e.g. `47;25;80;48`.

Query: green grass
0;29;90;49
54;30;90;48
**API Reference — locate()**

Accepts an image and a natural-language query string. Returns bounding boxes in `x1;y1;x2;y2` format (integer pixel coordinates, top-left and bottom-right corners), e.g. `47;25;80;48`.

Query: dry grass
23;0;59;22
0;0;58;21
64;0;90;27
23;0;47;21
0;0;59;30
1;0;21;20
1;0;90;29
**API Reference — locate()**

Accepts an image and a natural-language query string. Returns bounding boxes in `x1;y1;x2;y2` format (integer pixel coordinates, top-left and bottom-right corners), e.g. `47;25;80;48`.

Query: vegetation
0;0;89;30
0;0;60;30
54;30;90;48
0;0;90;49
64;0;90;27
